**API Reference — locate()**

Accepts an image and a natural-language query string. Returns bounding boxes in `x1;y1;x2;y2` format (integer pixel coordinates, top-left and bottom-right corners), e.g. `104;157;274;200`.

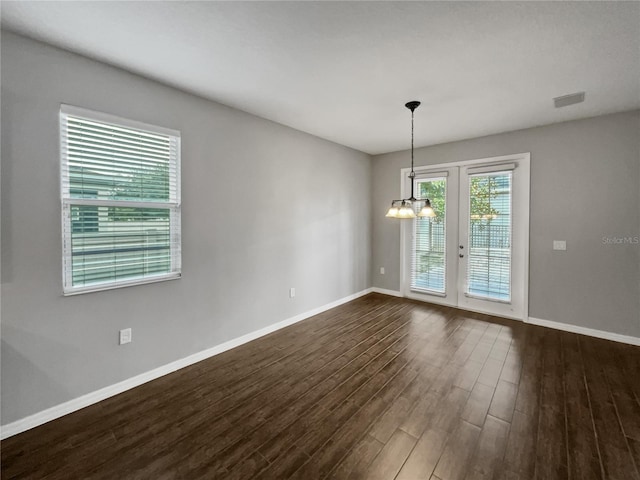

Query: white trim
61;104;180;137
400;152;530;176
59;106;182;296
398;153;530;320
527;317;640;346
62;198;181;209
62;273;181;296
400;166;460;308
375;294;640;342
457;159;530;320
0;288;373;440
453;303;524;321
414;170;450;179
405;293;524;320
467;162;516;175
405;292;456;308
370;287;403;298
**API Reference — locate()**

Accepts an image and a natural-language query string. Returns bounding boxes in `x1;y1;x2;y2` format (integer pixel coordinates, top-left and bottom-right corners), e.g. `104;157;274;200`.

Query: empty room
1;1;639;479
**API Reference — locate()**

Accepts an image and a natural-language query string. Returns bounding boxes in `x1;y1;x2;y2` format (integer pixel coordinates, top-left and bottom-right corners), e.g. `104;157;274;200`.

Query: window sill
63;273;181;296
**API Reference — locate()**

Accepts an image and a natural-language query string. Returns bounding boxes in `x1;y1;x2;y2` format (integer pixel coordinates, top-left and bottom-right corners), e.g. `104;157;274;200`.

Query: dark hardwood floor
2;293;639;479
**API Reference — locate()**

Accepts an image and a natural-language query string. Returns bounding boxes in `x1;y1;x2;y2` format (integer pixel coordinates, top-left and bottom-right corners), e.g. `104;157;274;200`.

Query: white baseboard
0;288;373;440
527;316;640;346
371;287;403;297
371;288;640;346
371;287;640;346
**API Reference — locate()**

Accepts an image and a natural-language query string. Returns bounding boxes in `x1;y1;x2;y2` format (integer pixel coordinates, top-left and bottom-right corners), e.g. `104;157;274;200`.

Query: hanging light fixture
385;101;436;219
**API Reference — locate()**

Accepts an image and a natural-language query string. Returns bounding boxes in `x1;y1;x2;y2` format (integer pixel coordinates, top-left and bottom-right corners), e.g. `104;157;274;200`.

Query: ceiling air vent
553;92;585;108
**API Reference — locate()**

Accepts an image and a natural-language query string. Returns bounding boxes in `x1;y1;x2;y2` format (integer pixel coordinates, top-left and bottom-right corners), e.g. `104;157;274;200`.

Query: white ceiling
2;1;639;155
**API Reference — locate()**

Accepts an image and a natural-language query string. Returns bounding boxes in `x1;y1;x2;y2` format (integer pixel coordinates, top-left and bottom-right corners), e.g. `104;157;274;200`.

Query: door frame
400;167;460;308
399;152;530;321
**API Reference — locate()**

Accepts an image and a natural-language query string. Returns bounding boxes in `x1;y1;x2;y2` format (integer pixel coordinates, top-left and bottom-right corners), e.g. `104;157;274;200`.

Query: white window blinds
411;177;447;294
60;105;181;294
466;171;512;302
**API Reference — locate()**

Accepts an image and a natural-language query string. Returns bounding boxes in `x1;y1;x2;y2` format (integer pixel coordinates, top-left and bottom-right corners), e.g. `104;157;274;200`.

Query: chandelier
385;101;435;219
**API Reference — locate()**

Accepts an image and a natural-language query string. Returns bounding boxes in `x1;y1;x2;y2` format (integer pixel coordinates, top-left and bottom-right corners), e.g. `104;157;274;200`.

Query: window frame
60;104;181;295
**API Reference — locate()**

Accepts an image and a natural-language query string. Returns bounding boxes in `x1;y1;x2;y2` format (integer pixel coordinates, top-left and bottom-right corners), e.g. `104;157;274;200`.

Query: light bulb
418;199;436;218
418;205;436;217
397;205;416;219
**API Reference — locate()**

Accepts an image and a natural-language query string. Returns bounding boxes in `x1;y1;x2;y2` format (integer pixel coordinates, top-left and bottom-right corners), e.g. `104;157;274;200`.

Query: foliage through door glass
411;178;446;293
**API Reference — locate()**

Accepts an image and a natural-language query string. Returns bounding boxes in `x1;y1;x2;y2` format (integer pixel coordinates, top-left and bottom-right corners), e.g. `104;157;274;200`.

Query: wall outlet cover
553;240;567;251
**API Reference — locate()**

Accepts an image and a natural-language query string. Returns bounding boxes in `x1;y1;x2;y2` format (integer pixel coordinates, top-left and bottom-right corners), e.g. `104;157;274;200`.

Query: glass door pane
411;177;447;294
401;155;528;319
466;172;512;301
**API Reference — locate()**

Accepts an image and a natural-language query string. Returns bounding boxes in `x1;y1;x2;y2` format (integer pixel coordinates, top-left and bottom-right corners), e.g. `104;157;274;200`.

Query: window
411;176;447;294
60;105;181;295
466;171;512;301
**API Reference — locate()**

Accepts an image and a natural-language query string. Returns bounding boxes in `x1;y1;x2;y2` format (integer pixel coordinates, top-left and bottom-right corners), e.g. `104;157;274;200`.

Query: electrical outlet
380;267;385;275
553;240;567;251
289;287;295;298
119;328;132;345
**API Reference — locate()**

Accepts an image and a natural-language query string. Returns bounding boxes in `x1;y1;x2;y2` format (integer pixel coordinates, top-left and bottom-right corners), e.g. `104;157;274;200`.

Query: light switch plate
553;240;567;251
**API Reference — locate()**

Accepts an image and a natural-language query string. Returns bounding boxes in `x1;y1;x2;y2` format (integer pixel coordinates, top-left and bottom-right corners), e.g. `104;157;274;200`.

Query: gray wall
372;110;640;337
0;32;371;425
2;30;638;428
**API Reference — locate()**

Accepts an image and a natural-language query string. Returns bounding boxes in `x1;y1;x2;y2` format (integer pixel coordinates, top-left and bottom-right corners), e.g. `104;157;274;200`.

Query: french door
401;153;530;320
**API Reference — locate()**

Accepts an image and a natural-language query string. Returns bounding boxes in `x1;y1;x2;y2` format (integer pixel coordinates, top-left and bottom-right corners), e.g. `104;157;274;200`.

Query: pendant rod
405;101;420;201
410;106;415;200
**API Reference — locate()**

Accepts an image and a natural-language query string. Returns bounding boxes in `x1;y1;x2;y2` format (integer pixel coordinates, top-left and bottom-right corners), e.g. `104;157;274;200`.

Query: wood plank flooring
2;293;639;479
